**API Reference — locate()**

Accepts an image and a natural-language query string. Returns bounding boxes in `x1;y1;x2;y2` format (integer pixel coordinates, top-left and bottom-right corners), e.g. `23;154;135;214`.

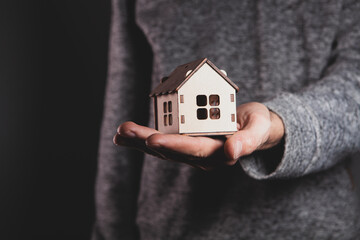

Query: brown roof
149;58;239;97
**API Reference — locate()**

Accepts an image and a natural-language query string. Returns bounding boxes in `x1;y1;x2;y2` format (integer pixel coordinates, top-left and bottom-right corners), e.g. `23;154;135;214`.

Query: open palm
113;102;284;170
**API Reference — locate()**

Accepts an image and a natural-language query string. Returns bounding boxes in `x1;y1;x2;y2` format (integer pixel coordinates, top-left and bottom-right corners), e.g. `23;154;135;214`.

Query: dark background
0;1;359;240
1;0;110;239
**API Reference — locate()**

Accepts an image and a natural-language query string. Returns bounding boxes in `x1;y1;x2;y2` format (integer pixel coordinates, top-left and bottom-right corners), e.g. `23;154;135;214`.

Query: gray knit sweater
93;0;360;239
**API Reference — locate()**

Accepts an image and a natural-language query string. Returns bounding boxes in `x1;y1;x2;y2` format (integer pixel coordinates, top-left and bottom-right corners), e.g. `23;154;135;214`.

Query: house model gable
150;58;239;136
150;58;239;97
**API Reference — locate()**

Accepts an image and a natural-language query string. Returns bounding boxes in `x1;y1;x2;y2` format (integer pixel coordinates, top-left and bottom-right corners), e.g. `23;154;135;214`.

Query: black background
0;1;359;240
1;1;110;239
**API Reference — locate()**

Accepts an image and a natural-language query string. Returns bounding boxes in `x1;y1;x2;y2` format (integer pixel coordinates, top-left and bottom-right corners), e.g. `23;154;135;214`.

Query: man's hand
113;102;284;170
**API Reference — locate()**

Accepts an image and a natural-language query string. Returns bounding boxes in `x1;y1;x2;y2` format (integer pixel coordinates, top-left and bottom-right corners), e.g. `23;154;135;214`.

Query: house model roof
149;58;239;97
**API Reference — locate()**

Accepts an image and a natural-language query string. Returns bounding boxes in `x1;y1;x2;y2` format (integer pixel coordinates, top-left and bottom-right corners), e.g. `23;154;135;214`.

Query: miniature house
149;58;239;136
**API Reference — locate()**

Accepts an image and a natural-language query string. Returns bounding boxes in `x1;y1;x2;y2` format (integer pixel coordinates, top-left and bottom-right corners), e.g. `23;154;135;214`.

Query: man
93;0;360;239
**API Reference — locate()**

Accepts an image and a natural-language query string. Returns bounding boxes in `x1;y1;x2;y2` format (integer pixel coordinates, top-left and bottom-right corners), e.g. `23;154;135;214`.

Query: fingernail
233;141;242;160
113;134;123;145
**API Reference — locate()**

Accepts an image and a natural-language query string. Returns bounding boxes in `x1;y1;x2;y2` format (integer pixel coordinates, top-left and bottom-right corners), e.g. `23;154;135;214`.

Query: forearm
239;0;360;179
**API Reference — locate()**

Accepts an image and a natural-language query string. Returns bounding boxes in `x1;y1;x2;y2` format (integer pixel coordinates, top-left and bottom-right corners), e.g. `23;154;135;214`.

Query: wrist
268;111;285;147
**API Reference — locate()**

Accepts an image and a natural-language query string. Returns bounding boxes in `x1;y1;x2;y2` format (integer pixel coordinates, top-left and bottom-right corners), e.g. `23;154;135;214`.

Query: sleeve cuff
239;93;321;179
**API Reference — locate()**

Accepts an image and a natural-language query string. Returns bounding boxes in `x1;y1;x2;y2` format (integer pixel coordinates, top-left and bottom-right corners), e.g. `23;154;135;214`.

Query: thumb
224;117;270;164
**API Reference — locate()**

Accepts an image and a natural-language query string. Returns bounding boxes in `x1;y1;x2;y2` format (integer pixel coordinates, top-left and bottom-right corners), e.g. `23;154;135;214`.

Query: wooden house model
149;58;239;136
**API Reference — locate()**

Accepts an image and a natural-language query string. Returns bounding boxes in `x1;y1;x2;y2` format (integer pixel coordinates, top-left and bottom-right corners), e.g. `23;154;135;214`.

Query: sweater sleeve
239;0;360;180
92;0;152;239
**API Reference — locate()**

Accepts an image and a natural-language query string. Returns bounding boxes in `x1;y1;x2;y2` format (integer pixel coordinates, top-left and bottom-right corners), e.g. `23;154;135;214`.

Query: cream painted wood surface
178;63;237;134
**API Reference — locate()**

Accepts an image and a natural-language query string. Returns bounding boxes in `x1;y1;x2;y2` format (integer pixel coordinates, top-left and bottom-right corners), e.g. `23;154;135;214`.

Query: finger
113;133;167;159
143;143;220;171
114;133;208;166
115;131;226;170
145;133;224;158
224;116;270;162
118;121;160;139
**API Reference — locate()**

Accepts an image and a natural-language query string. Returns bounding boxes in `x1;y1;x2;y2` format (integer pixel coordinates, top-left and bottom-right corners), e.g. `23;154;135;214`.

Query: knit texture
93;0;360;239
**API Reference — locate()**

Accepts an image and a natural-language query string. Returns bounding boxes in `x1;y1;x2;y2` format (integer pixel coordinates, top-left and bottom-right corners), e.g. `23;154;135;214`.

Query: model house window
164;115;167;126
168;101;172;112
196;95;221;120
169;114;173;125
163;102;167;113
209;95;220;120
209;108;220;119
197;108;208;120
209;95;220;106
163;101;173;126
196;95;207;106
